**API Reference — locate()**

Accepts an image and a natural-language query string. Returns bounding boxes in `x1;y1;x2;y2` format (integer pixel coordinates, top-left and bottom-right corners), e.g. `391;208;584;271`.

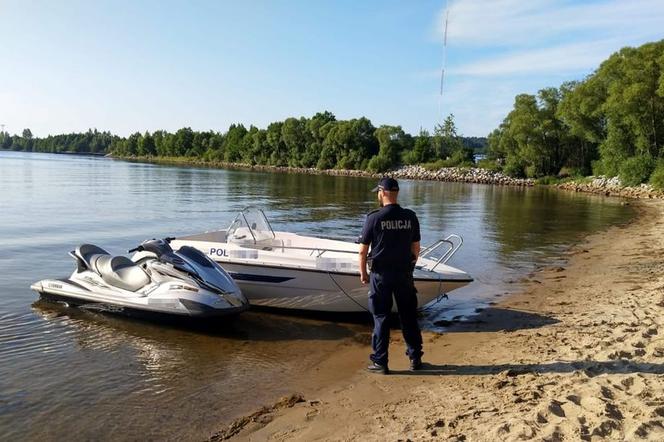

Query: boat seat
76;244;111;269
91;255;150;292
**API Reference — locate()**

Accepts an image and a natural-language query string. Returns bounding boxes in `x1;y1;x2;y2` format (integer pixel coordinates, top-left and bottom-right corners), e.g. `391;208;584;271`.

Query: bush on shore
476;158;501;172
649;161;664;190
619;155;655;187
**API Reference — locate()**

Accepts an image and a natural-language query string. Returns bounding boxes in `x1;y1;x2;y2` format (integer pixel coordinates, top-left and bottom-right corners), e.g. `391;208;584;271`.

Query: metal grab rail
419;234;463;272
257;234;463;267
270;244;358;258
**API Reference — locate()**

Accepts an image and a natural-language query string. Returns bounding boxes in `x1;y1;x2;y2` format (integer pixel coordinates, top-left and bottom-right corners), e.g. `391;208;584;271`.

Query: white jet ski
171;207;473;313
31;238;248;320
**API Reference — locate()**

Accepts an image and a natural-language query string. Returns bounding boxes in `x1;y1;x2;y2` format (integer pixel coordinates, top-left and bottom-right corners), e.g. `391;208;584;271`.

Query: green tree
222;124;248;162
556;81;602;174
434;114;473;165
404;130;434;164
173;128;194;156
246;127;268;165
374;125;406;164
281;117;308;167
1;131;13;150
365;125;409;172
21;128;34;151
138;131;156;156
265;122;286;166
306;111;336;142
125;132;141;156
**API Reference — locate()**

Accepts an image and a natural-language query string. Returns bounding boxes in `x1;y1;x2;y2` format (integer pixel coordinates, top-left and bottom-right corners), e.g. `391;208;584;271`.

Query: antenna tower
438;0;450;124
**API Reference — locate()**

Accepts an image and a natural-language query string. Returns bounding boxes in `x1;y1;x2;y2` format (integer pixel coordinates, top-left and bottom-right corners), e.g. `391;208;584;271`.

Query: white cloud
451;39;617;76
437;0;664;47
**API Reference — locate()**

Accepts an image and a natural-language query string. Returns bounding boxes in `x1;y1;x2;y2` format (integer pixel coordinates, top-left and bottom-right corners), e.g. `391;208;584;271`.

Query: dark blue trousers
368;272;423;366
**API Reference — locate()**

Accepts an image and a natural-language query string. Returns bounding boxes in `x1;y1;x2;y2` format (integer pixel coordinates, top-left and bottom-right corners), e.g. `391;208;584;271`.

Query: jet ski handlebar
127;238;175;255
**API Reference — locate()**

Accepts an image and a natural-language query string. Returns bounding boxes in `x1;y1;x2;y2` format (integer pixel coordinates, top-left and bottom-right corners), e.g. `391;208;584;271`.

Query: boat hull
220;262;469;313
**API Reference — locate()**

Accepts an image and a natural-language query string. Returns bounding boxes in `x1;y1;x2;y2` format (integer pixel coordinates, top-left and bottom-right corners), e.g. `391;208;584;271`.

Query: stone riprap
388;165;534;186
557;176;664;199
223;163;536;186
119;156;536;187
219;162;534;186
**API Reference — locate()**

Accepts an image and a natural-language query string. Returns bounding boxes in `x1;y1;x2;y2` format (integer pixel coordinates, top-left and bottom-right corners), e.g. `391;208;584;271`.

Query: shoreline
110;155;535;187
115;155;664;199
0;149;106;157
211;200;664;440
6;151;664;199
557;177;664;200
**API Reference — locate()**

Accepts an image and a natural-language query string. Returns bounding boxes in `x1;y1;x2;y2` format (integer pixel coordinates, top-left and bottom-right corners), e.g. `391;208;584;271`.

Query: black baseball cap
371;177;399;192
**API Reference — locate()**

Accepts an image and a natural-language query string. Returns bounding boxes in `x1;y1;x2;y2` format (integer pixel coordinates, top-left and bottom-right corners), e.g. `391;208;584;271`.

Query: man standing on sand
358;177;423;374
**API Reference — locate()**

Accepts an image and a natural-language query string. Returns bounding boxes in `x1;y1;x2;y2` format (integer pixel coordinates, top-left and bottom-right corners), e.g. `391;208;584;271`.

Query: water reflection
5;300;363;441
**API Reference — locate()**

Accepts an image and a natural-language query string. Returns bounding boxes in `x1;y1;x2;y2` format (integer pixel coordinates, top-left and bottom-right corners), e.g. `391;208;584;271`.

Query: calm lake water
0;151;634;440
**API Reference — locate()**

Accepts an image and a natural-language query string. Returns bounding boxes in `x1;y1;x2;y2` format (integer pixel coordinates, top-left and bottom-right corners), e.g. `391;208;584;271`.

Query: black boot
409;358;423;371
367;362;389;374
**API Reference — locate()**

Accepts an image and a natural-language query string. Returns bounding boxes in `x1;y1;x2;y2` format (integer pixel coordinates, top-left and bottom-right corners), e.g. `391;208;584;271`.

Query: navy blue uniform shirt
360;204;421;272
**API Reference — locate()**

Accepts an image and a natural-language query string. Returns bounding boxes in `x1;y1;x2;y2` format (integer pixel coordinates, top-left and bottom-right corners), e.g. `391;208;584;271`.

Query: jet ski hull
31;278;248;320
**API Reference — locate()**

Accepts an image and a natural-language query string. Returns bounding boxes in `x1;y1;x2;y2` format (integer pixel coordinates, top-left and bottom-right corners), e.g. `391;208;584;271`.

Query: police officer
359;177;423;374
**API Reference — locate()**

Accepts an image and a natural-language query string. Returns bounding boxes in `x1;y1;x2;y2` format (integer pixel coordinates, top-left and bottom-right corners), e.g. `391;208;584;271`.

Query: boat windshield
227;207;276;244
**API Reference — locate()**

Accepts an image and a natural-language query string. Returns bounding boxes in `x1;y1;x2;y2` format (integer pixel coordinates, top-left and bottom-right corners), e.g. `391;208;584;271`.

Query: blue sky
1;0;663;138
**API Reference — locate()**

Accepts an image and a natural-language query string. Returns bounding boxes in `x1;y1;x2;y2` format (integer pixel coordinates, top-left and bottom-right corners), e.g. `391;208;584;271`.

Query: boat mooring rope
327;273;372;314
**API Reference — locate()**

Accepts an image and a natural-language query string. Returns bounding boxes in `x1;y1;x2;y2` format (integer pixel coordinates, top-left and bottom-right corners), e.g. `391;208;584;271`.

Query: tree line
0;129;118;155
0;113;486;173
488;39;664;186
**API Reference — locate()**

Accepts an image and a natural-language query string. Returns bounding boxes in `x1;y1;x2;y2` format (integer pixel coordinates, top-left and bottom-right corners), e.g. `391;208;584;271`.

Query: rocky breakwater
115;156;535;186
209;162;536;186
390;165;535;186
557;176;664;199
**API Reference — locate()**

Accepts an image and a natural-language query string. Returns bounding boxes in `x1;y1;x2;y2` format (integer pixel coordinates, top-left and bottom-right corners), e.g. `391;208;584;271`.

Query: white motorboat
171;207;473;313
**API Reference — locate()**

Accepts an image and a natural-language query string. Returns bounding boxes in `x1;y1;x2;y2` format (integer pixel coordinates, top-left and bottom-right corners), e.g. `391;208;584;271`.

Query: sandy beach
208;199;664;441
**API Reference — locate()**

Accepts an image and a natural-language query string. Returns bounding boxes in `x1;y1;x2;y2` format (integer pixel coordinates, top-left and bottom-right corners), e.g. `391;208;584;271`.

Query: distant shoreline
111;156;664;200
0;149;106;157
110;154;536;187
5;150;662;199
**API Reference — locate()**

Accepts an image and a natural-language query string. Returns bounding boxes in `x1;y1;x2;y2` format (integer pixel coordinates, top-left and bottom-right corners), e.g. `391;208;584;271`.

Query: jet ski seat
92;255;150;292
76;244;150;292
77;244;111;269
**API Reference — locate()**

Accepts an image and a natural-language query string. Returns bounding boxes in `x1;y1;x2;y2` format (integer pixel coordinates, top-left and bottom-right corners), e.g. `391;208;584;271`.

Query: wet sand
213;200;664;441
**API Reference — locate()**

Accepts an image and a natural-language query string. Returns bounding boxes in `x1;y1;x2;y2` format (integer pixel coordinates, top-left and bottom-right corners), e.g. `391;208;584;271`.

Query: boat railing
271;244;358;258
265;233;462;269
419;234;463;272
